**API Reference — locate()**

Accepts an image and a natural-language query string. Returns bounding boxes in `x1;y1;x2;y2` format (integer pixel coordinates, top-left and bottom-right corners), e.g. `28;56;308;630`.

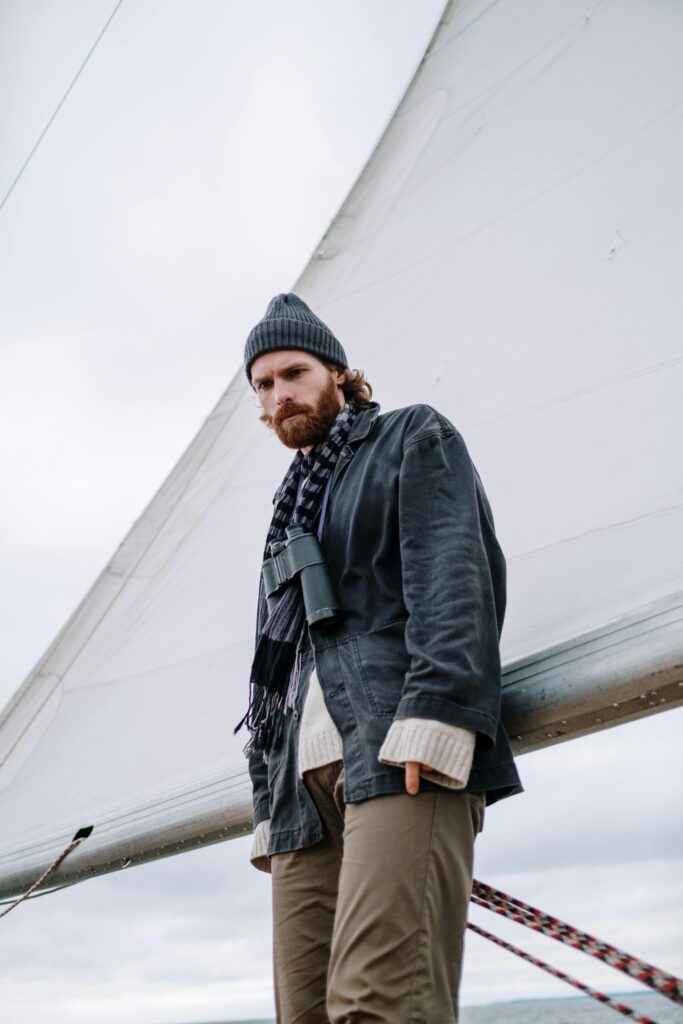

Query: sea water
460;992;683;1023
219;992;683;1023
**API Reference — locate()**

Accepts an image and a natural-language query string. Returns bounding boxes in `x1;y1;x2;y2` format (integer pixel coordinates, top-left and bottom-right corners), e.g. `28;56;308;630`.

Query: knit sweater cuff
378;718;476;790
298;727;344;778
250;818;272;874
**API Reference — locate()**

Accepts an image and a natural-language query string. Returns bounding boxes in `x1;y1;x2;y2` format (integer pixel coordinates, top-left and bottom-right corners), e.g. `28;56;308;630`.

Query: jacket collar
330;402;380;491
347;402;380;446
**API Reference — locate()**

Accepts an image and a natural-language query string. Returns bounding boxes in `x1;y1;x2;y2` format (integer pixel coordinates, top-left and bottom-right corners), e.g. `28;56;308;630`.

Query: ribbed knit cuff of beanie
243;293;349;380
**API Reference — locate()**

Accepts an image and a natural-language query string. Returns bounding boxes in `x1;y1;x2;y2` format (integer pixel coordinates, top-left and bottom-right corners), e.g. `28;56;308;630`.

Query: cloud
476;706;683;875
0;835;276;1022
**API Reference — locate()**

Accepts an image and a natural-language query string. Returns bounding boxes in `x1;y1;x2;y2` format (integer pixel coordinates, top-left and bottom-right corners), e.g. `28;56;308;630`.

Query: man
237;293;521;1023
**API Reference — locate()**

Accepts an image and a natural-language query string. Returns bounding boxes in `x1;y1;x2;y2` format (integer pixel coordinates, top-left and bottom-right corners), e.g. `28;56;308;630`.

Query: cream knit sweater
250;667;476;871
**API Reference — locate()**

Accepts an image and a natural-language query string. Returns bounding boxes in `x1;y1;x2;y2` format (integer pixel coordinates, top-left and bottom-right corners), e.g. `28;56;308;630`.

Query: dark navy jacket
249;402;522;856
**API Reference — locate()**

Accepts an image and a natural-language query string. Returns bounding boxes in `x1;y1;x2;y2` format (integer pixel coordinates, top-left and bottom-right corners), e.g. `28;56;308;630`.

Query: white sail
2;0;683;900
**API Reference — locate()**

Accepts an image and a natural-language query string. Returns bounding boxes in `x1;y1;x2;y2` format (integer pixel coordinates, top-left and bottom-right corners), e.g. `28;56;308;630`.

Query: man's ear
335;367;348;386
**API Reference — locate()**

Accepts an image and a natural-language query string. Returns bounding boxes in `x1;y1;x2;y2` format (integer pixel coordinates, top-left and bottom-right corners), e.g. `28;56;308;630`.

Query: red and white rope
467;921;658;1024
471;879;683;1005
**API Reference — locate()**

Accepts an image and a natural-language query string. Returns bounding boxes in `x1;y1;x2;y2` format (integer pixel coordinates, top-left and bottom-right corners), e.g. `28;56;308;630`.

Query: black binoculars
261;525;342;628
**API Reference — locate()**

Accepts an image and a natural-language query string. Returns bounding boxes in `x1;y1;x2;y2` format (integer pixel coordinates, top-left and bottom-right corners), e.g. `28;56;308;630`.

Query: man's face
251;349;346;451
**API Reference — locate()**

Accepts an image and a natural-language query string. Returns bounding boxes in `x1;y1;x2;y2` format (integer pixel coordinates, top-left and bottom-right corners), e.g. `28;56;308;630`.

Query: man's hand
405;761;433;795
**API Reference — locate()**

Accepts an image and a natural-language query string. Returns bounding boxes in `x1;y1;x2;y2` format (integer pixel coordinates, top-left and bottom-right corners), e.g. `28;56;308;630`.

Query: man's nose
274;380;295;405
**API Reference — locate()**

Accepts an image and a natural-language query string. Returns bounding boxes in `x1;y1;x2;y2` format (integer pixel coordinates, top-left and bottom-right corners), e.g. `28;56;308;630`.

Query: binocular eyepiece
262;525;342;628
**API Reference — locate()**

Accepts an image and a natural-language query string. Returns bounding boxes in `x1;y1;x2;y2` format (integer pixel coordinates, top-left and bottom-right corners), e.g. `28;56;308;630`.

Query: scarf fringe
235;585;307;754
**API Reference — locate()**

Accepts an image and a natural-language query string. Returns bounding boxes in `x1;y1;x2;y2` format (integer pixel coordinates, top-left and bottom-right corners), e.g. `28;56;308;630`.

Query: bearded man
237;293;521;1024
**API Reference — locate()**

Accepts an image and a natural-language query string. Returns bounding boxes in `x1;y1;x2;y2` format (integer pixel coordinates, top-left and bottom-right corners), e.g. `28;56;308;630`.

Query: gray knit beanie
244;293;349;381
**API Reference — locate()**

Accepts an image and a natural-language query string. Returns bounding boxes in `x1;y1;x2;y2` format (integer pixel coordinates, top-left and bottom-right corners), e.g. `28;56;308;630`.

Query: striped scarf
236;401;357;756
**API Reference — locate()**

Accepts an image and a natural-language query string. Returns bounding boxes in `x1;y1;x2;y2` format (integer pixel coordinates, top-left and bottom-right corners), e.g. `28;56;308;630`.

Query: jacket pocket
348;618;410;717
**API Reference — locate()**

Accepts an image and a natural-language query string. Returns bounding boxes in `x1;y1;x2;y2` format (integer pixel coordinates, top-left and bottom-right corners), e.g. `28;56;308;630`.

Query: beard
267;374;343;450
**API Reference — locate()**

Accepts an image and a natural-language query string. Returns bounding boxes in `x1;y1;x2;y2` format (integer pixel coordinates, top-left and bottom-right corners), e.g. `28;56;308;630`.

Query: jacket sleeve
395;424;506;747
248;745;271;830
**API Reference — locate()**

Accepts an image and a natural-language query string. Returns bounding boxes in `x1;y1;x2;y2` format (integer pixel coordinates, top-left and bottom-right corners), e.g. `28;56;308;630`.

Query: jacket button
293;710;299;720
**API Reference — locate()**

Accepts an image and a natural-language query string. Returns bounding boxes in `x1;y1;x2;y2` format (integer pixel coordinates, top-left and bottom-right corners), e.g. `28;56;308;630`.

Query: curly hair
323;362;374;411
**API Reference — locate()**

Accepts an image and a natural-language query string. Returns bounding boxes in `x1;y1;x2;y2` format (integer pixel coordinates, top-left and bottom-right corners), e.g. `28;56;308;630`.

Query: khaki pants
271;760;484;1024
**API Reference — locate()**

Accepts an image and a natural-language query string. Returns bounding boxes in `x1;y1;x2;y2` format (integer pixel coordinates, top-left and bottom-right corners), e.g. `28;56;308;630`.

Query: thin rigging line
0;0;125;213
0;879;78;906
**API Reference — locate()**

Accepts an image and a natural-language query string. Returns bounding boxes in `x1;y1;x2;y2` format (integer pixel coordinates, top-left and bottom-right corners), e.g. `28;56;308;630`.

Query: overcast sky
1;2;682;1022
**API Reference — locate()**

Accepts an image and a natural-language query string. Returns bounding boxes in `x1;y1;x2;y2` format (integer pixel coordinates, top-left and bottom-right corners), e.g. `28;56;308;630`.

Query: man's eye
257;381;272;391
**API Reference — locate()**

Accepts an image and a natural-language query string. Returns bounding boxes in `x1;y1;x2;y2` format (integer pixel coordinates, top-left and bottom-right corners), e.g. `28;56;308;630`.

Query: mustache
273;404;309;426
